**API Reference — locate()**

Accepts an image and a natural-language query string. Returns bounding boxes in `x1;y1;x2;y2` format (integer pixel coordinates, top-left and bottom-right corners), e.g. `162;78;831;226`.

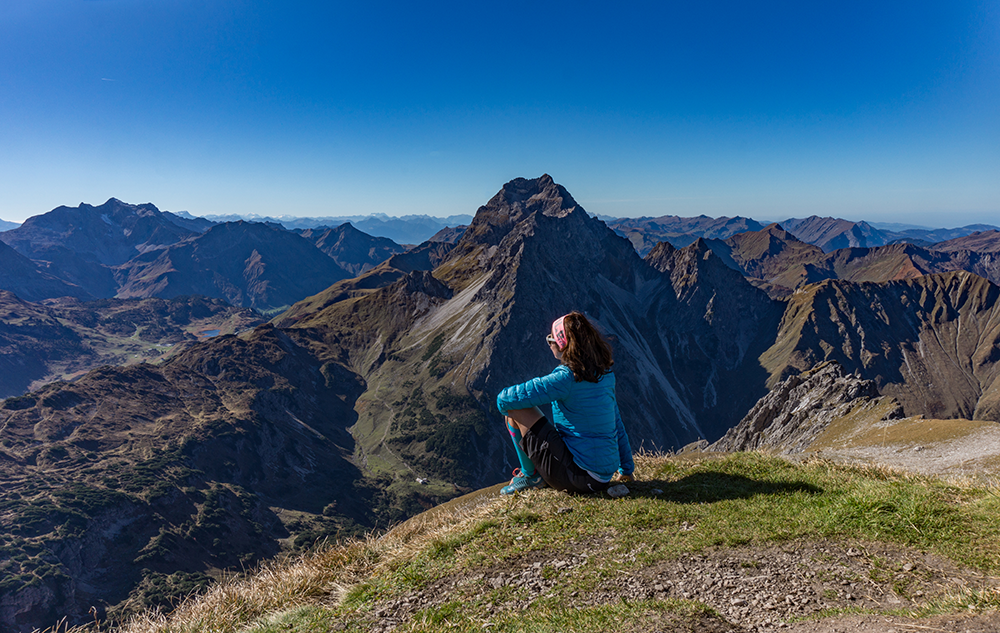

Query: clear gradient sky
1;1;998;225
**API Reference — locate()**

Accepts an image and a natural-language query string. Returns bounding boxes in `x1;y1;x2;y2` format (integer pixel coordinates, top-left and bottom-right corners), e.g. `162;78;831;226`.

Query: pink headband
551;315;568;350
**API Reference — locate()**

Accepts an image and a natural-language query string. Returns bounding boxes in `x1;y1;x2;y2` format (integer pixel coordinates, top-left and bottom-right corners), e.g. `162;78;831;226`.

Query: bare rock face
710;361;904;453
762;272;1000;422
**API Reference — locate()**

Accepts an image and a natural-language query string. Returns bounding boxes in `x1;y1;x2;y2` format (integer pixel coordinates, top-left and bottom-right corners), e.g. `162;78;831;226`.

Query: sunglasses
546;335;557;345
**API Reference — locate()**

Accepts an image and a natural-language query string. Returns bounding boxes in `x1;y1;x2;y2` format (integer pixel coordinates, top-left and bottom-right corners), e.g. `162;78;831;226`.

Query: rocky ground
351;533;1000;632
808;423;1000;482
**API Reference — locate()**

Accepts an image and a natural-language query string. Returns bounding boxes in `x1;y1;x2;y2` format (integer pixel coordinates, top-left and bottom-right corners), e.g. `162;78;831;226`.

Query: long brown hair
561;311;614;382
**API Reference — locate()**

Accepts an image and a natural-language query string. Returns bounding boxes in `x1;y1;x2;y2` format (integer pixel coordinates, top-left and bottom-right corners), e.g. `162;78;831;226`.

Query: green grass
247;600;721;633
108;452;1000;633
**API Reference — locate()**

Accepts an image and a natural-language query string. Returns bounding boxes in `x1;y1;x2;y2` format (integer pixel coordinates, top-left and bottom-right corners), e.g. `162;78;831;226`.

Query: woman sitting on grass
496;312;635;495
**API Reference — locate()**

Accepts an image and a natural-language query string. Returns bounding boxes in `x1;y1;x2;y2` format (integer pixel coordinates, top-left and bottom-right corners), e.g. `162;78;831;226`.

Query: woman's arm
496;365;575;415
614;400;635;476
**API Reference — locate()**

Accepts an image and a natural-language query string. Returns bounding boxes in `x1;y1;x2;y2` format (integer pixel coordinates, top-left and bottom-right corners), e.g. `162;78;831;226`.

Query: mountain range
0;200;413;313
191;212;474;245
3;177;1000;630
3;198;995;314
695;224;1000;299
605;215;765;254
606;214;998;257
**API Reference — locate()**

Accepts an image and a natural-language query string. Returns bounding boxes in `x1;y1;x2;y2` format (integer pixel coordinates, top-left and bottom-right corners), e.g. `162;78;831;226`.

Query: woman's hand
612;470;635;483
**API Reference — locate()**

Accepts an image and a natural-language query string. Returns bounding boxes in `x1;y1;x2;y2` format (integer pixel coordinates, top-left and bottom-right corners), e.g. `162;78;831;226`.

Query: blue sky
1;1;998;225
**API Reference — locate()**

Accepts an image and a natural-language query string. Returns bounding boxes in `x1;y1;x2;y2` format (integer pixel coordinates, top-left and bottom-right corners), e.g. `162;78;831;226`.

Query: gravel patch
347;538;999;632
807;423;1000;482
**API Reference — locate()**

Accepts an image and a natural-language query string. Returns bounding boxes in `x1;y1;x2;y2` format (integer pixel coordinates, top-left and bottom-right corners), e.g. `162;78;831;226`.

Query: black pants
519;417;611;494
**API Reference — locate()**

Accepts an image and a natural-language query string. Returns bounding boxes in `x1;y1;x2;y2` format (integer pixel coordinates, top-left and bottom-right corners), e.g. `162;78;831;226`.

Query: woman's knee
506;407;544;431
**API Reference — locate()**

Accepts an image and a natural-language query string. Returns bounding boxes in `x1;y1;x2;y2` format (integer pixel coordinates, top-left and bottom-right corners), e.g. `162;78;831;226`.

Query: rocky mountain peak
437;175;630;293
710;361;904;454
646;238;730;279
453;175;579;250
298;222;404;275
727;223;806;261
644;240;677;264
98;197;162;219
497;173;575;215
761;223;794;240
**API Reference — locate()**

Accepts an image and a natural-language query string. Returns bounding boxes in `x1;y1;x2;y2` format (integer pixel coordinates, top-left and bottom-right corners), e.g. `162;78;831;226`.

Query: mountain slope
932;230;1000;253
761;271;1000;421
0;240;93;302
0;324;423;628
105;452;1000;633
274;240;455;327
115;222;352;312
781;216;893;252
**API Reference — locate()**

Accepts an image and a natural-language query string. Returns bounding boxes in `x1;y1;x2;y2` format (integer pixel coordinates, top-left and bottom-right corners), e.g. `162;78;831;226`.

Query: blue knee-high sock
507;421;535;476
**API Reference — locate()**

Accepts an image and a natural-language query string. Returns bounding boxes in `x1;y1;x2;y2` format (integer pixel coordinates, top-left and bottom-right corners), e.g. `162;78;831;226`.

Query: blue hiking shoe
500;468;546;495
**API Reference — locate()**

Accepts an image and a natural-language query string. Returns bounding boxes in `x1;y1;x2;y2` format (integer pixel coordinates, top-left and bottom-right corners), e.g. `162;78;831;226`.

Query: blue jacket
496;364;635;480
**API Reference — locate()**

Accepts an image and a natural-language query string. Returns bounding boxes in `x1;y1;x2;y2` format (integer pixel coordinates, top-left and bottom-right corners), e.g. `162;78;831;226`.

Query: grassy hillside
96;452;1000;633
